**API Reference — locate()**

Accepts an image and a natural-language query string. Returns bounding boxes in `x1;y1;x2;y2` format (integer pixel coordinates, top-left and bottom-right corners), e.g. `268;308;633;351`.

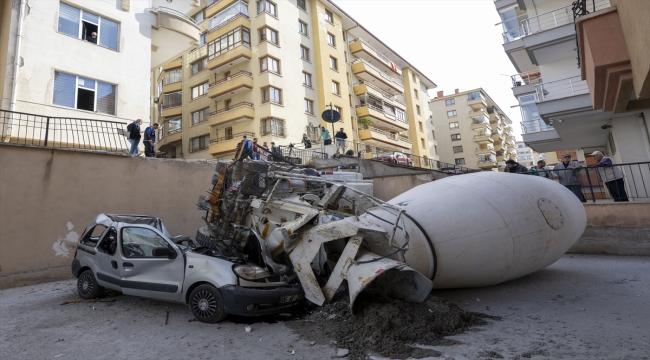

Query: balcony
535;76;589;102
358;126;411;150
150;7;201;69
206;1;249;42
158;119;183;147
478;154;497;169
205;0;245;19
355;104;409;132
470;115;490;130
491;130;504;141
348;38;403;76
491;120;503;132
208;71;253;100
161;103;182;118
496;152;505;162
209;131;254;156
162;80;182;94
208;102;254;128
207;43;252;73
476;147;496;156
474;131;494;144
486;107;500;122
467;91;487;109
351;59;404;95
353;81;406;108
511;70;543;96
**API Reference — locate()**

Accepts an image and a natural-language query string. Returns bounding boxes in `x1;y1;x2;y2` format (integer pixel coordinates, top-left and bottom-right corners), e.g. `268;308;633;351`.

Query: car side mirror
152;246;177;259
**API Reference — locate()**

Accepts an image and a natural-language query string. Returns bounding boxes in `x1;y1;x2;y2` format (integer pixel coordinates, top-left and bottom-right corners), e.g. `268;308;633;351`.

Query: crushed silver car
71;214;304;323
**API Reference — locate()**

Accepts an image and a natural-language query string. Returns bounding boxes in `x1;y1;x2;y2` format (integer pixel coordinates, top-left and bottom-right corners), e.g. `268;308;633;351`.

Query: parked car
71;214;304;323
375;152;413;166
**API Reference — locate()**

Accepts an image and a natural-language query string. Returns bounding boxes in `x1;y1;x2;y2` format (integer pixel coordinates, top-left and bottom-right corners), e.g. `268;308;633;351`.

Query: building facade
153;0;439;162
494;0;650;168
429;88;517;171
515;140;542;168
0;0;200;144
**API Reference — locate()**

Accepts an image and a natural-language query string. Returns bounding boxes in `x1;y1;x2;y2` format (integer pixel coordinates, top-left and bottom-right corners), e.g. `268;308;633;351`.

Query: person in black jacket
335;128;347;154
143;123;159;157
127;119;143;156
505;159;528;174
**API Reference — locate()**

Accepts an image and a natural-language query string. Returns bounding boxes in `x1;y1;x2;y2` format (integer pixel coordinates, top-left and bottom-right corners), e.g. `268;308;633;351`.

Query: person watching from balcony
321;126;331;145
529;160;549;178
552;154;586;203
335;128;348;154
127;119;143;156
590;151;629;202
505;159;528;174
252;138;261;160
143;123;159;157
87;32;97;44
302;133;312;149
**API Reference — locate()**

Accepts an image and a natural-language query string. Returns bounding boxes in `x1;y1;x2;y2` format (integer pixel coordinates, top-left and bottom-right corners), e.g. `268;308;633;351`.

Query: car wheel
195;226;217;249
189;284;226;323
77;270;104;300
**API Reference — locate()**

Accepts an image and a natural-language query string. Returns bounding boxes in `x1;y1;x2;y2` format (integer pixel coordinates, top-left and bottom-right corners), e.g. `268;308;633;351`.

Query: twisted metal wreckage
195;144;587;310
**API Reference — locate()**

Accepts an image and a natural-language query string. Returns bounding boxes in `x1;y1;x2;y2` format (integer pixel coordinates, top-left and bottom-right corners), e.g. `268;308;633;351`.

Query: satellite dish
321;109;341;123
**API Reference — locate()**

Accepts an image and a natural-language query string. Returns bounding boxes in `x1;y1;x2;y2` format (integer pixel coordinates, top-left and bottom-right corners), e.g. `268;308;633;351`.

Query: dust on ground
288;293;499;360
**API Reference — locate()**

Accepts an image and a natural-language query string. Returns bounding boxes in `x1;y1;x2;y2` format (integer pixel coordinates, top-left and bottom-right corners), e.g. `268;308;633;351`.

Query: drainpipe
7;0;26;138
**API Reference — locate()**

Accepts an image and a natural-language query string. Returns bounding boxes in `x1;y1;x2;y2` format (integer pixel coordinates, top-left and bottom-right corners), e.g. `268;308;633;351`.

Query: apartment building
430;88;517;171
0;0;200;142
515;140;542;168
152;0;438;162
495;0;650;168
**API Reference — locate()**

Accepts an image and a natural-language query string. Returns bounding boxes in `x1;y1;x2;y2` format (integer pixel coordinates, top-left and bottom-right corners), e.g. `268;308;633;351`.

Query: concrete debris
309;341;315;346
336;348;349;357
245;326;251;333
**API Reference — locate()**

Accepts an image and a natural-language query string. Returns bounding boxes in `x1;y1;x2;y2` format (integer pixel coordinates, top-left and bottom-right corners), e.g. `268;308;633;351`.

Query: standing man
321;126;331;146
239;135;253;160
127;119;143;156
505;159;528;173
553;154;586;202
270;141;281;161
529;160;550;178
334;127;347;154
252;138;261;160
591;151;628;202
87;32;97;44
143;123;159;157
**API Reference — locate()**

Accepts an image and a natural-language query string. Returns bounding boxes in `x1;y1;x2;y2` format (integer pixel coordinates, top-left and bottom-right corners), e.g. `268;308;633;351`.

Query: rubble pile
290;294;498;359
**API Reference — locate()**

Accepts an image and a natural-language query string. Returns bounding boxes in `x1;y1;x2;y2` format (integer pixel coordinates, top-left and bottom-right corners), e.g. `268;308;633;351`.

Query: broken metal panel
321;234;364;302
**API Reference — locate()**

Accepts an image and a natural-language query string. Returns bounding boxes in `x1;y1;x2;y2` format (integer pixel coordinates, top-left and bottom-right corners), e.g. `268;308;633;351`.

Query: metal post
584;167;596;202
43;116;50;147
553;11;557;27
569;78;574;95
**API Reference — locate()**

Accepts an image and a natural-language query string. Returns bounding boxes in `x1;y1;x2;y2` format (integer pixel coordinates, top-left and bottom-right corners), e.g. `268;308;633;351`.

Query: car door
94;226;123;292
116;225;185;301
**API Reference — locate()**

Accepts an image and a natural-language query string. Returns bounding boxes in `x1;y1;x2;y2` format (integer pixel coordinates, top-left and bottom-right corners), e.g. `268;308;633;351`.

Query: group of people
238;136;282;161
127;119;158;158
320;126;348;153
505;152;629;202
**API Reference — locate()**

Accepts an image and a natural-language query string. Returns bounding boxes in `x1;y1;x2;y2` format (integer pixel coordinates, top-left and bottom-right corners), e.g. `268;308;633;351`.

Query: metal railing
347;38;402;74
355;80;406;106
521;119;555;134
210;131;254;143
502;27;528;43
533;162;649;202
0;110;130;152
522;3;575;35
208;1;249;34
210;70;252;87
511;70;542;87
276;146;329;165
535;75;588;102
350;59;403;88
471;115;490;126
209;101;254;117
161;103;182;110
355;104;408;124
156;7;198;25
360;125;412;144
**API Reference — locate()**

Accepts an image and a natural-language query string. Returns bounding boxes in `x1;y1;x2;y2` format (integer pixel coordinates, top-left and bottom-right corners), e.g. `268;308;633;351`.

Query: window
327;33;336;47
224;99;232;110
199;33;206;47
421;138;426;149
418;121;423;131
191;82;209;99
449;121;459;129
453;146;463;153
157;80;162;97
80;224;108;246
304;99;314;114
58;3;119;51
455;158;466;165
325;9;333;23
192;108;210;125
451;134;461;141
302;71;312;87
121;227;170;258
257;0;277;16
163;92;182;107
260;56;280;74
434;145;438;155
193;10;205;23
299;20;308;36
297;0;307;11
445;99;455;106
300;45;310;61
447;110;457;117
332;81;340;95
97;228;117;255
52;71;116;115
190;134;210;152
414;89;419;99
329;56;338;70
395;108;406;121
191;58;208;75
224;127;233;140
412;73;417;83
335;106;343;117
261;117;285;136
416;105;421;115
431;130;436;139
207;26;251;60
210;1;249;29
262;86;282;104
163;68;182;84
259;26;279;45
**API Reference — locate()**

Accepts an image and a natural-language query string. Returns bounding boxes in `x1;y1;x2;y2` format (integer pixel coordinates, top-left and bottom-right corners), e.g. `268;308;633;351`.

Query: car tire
188;284;227;323
77;270;104;300
195;226;217;249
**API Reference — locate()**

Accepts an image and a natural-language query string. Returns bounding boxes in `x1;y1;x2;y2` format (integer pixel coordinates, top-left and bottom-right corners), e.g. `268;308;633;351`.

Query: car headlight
233;264;270;280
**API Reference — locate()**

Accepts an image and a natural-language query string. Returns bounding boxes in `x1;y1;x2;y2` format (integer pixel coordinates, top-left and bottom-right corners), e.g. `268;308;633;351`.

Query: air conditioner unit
154;97;159;103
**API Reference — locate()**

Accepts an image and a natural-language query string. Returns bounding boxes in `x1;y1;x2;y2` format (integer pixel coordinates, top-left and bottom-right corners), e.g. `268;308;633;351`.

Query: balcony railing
161;103;182;110
356;103;408;124
535;75;588;102
521;119;554;134
348;38;402;73
209;101;253;116
355;81;406;106
156;7;198;25
209;70;252;87
511;70;542;87
208;1;249;34
502;27;528;43
351;59;403;87
361;125;412;144
210;131;254;143
471;115;490;125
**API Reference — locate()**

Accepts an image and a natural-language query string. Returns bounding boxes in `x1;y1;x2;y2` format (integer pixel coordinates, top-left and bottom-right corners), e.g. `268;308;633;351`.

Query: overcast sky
334;0;522;140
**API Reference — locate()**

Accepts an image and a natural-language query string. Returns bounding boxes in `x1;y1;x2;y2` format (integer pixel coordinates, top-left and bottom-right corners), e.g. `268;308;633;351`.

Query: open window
121;227;171;258
97;228;118;256
80;224;108;246
52;72;116;115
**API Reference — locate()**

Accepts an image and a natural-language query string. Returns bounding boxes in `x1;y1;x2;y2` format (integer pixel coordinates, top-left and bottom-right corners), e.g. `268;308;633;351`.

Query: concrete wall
0;144;215;289
568;202;650;255
612;0;650;98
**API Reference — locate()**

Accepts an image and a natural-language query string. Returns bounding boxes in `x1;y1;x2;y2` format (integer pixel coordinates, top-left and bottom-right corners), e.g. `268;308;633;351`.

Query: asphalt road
0;254;648;360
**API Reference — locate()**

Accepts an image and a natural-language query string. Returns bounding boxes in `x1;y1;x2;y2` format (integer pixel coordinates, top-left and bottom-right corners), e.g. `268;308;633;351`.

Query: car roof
92;214;168;234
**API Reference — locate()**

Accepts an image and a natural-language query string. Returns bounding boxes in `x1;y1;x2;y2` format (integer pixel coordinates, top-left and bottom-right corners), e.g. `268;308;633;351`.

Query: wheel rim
191;290;217;319
78;274;94;297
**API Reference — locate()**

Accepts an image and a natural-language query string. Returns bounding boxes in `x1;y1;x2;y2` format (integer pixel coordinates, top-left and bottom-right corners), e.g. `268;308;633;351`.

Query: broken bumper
71;258;81;278
220;285;305;316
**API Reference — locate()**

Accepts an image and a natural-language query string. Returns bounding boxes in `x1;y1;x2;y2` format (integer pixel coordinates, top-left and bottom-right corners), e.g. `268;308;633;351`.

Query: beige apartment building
152;0;438;162
430;88;517;171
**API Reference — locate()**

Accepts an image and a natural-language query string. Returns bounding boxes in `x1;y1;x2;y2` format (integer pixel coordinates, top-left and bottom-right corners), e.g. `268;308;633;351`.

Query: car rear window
80;225;108;246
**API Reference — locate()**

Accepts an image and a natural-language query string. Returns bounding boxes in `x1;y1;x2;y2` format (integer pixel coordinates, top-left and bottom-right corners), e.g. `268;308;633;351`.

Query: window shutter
53;72;76;108
97;82;116;115
99;17;119;51
58;3;80;37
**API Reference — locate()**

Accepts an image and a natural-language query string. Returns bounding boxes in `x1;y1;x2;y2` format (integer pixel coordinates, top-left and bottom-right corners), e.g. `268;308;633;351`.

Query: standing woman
302;133;312;149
